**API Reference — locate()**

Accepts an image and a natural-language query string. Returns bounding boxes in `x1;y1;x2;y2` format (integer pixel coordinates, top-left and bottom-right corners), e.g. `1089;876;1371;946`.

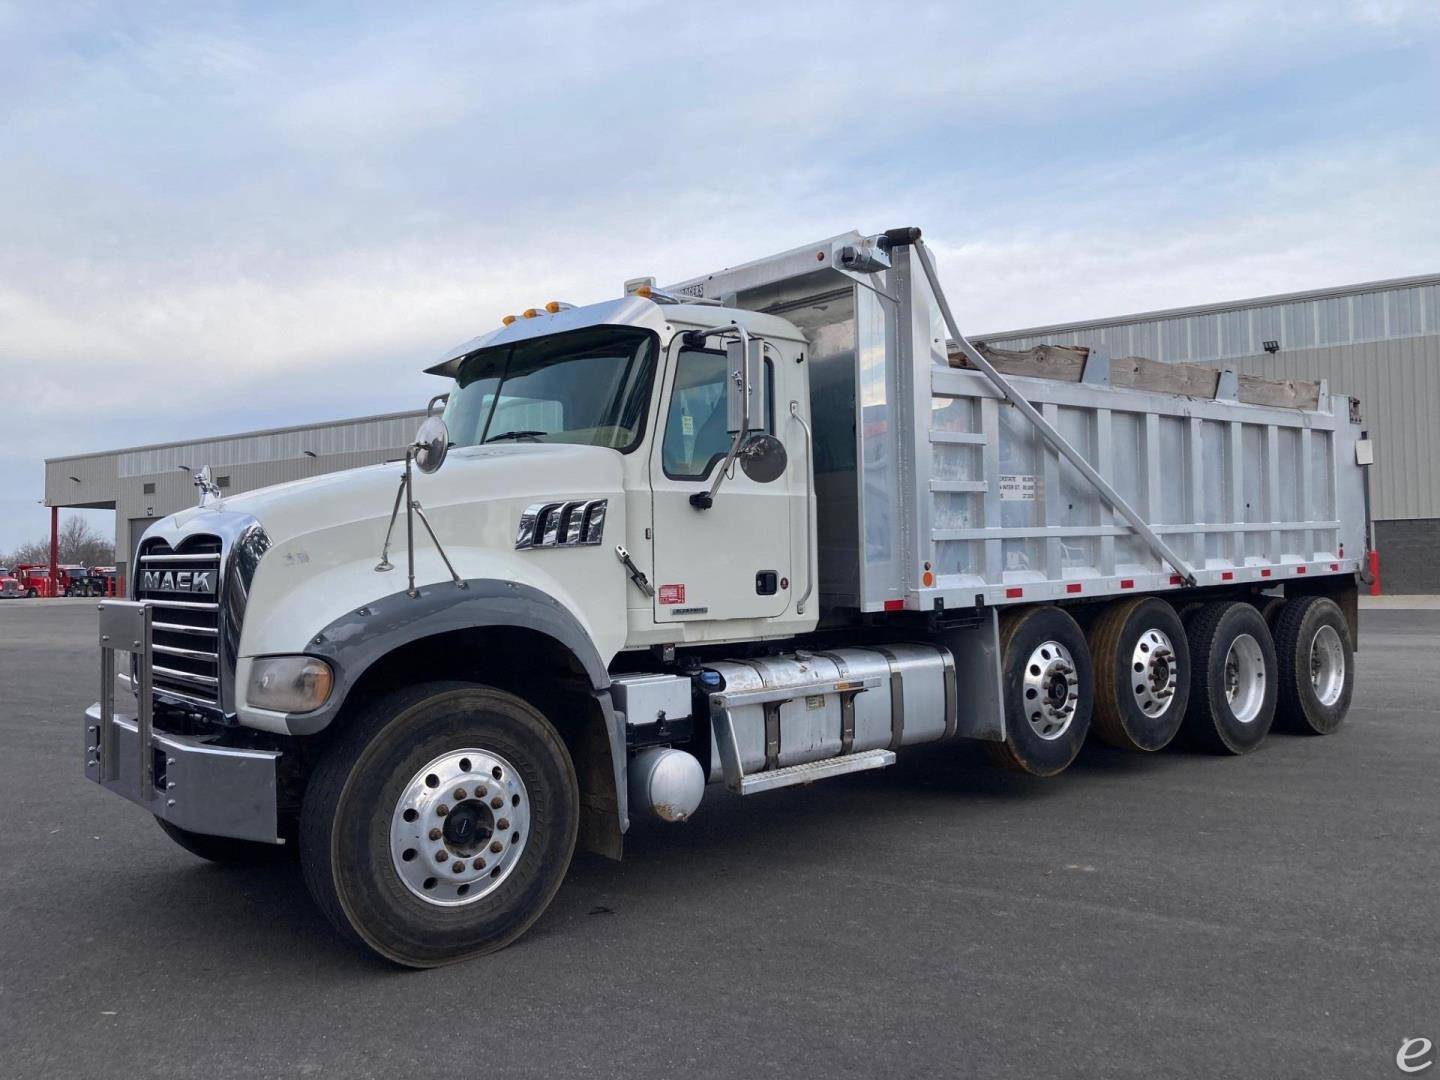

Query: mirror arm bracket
686;322;753;511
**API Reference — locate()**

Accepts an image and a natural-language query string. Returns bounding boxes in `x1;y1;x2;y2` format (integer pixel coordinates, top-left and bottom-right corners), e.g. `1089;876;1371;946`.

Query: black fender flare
286;579;628;830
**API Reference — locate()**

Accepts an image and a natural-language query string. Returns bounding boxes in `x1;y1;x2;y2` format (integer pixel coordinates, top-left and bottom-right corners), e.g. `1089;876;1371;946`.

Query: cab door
648;337;792;624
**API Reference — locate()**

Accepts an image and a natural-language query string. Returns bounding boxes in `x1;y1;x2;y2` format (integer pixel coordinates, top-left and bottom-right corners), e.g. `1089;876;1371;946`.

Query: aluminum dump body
665;232;1369;614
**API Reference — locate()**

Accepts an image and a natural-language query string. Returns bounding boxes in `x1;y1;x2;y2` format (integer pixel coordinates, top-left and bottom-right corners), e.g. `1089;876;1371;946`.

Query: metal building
44;410;424;585
978;272;1440;593
42;271;1439;593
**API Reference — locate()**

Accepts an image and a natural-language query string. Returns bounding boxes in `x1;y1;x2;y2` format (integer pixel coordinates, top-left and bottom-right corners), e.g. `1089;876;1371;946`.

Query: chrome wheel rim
390;748;530;907
1310;624;1345;707
1223;633;1266;723
1023;640;1080;740
1130;628;1178;718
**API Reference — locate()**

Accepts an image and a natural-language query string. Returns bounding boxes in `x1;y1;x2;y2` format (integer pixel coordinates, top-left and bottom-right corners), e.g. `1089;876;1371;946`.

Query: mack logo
142;569;215;594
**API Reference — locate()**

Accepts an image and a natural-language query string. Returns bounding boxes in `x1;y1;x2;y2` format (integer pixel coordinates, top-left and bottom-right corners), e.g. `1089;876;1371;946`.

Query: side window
662;348;772;480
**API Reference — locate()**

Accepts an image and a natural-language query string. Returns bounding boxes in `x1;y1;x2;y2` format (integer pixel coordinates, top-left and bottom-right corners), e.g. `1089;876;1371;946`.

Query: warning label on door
999;474;1037;501
658;584;686;605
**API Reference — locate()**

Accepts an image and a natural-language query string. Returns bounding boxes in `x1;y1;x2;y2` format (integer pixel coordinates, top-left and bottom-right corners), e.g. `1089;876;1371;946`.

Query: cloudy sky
2;0;1437;552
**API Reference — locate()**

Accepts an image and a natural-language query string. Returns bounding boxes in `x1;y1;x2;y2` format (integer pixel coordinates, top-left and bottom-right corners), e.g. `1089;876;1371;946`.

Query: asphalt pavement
0;599;1436;1079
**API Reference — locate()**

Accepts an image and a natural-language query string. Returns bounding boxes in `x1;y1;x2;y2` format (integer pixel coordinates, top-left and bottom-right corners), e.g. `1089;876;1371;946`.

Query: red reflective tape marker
1169;574;1182;585
883;599;904;611
1330;563;1339;571
1221;571;1234;581
1296;566;1307;575
1004;587;1024;599
1260;568;1272;577
1066;583;1082;593
1119;579;1134;589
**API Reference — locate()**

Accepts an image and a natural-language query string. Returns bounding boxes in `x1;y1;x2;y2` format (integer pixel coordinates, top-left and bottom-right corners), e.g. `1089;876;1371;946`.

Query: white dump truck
86;228;1371;966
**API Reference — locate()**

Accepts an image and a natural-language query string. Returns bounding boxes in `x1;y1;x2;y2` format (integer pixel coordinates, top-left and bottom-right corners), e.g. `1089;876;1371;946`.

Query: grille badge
141;569;215;594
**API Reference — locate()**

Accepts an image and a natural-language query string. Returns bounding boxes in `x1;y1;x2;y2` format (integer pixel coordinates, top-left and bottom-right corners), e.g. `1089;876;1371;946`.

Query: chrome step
737;749;895;795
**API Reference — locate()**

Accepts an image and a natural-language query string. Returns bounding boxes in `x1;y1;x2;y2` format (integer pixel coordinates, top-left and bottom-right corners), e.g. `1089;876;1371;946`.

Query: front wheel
300;682;579;968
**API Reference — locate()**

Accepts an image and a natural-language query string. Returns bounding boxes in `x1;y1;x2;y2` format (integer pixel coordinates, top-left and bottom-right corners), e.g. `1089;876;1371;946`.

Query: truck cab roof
426;295;805;380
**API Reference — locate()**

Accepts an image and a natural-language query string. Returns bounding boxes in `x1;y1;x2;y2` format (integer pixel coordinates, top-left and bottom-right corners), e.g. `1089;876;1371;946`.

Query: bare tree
2;516;115;568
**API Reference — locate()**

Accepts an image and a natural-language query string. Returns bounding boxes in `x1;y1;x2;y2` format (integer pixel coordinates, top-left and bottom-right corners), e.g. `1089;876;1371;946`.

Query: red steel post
48;506;59;599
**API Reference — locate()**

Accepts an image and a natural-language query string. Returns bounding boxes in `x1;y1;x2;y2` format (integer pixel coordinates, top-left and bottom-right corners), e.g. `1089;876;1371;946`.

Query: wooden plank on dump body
957;342;1322;412
1236;373;1321;411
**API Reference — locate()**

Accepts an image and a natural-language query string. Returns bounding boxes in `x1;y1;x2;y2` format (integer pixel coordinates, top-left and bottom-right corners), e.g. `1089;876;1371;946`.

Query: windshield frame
444;325;662;455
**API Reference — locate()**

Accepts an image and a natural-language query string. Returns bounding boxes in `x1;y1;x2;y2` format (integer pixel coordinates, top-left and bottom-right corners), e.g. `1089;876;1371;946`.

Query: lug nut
435;849;449;862
490;796;503;810
453;788;467;801
474;785;487;798
429;828;442;841
472;858;485;870
436;804;449;817
496;818;509;831
452;861;465;874
489;840;503;853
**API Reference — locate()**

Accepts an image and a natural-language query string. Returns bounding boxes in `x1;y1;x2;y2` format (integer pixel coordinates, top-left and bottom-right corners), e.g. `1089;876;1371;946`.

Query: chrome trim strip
154;621;218;636
144;599;219;611
515;498;608;550
139;554;219;564
153;665;219;688
152;643;220;662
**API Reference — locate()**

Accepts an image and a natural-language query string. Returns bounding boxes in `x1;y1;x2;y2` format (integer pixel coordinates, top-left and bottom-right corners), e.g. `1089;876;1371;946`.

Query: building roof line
44;409;428;465
977;270;1440;342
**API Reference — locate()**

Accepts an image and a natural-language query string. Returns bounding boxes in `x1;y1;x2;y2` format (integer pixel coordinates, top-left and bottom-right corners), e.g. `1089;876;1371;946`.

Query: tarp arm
908;238;1197;586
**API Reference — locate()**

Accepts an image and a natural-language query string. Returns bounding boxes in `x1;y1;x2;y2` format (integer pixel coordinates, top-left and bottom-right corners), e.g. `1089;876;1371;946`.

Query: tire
1259;596;1285;629
991;605;1094;776
1088;597;1190;752
1273;596;1353;735
1181;601;1277;754
300;682;579;968
26;589;36;598
156;818;294;864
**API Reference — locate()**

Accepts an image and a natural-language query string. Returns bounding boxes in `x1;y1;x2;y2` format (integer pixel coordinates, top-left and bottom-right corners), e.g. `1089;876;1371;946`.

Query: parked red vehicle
0;572;20;599
12;564;70;598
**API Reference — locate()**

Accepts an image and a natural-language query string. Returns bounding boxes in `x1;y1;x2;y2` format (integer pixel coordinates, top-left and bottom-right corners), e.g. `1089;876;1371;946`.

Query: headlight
247;656;334;713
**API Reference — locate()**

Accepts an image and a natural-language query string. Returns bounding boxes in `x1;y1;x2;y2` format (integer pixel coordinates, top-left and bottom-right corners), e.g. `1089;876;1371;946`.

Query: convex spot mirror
413;416;450;474
739;433;787;484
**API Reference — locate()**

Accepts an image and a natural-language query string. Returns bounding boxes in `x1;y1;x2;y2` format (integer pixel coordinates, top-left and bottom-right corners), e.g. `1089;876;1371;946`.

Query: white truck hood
164;442;631;672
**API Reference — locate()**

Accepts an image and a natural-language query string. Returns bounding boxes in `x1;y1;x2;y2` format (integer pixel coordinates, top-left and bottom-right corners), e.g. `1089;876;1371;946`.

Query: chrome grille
135;536;222;706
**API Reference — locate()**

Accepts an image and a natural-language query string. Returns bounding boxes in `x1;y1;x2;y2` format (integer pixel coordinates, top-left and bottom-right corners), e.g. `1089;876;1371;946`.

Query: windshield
443;327;658;451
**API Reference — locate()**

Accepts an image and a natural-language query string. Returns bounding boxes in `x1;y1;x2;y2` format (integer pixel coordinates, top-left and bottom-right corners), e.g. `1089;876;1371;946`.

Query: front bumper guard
85;600;282;845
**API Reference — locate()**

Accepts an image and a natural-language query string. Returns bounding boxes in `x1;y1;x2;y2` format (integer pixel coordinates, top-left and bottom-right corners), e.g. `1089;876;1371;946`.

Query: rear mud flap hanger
881;226;1197;586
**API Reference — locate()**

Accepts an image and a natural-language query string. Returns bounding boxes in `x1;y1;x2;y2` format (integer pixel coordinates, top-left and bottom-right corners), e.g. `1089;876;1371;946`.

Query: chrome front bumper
83;704;283;844
86;599;282;845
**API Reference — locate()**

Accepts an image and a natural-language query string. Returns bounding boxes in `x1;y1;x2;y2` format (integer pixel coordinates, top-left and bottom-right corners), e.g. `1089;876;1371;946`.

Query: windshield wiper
483;430;548;444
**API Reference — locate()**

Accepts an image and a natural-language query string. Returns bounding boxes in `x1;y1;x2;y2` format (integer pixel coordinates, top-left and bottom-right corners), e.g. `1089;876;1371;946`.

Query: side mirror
413;416;450;474
739;433;787;483
725;338;767;434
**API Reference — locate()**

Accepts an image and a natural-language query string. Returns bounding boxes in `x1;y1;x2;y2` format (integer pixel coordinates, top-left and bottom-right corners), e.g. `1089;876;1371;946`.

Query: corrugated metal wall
46;411;424;576
984;277;1437;366
983;277;1440;523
